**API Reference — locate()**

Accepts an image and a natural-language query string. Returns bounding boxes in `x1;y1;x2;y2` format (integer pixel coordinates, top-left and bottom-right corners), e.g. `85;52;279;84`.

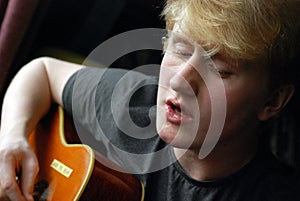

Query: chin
156;111;202;149
158;126;200;149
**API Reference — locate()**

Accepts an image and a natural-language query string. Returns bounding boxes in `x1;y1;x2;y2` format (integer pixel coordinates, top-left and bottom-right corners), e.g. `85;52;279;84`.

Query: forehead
170;23;239;67
171;23;270;75
171;22;223;57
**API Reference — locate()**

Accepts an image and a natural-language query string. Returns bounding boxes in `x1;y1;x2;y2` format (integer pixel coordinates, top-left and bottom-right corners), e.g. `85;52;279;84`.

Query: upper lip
165;98;193;118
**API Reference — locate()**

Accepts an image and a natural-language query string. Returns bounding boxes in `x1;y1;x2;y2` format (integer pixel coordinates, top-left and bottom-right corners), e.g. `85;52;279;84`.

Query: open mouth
171;102;182;114
165;99;193;124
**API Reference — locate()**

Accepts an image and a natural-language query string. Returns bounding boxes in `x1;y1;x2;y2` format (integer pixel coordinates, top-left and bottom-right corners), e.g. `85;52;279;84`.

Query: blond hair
162;0;299;62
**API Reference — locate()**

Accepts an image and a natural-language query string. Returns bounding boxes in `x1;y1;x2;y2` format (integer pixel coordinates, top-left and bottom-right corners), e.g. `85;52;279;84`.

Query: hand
0;136;39;201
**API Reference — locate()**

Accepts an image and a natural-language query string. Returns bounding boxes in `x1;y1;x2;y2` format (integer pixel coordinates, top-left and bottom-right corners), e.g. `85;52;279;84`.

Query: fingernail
26;195;34;201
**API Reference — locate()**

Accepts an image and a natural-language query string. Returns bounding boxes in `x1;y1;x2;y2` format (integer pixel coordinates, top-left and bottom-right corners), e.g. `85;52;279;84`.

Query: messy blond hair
162;0;299;62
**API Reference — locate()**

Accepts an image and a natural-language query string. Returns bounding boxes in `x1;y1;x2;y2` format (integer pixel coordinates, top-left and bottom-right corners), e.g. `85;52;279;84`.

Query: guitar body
28;106;144;201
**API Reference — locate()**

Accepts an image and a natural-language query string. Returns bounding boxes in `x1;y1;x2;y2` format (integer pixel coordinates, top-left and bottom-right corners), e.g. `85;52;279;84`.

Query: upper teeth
174;107;181;113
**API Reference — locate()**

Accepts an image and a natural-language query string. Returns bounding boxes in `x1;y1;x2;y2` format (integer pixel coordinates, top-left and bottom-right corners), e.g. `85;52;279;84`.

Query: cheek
197;92;212;131
221;86;265;138
195;76;227;135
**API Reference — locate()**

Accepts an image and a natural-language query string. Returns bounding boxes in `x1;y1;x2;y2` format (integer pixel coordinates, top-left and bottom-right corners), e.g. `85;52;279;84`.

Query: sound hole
33;179;49;201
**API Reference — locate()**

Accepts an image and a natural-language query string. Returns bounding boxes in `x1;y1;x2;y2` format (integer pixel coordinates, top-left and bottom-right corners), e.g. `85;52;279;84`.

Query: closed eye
217;70;233;78
204;59;233;79
174;49;193;57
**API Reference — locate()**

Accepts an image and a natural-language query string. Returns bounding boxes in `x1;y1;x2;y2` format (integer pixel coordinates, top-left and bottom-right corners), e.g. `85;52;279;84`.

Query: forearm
0;58;53;139
0;57;82;139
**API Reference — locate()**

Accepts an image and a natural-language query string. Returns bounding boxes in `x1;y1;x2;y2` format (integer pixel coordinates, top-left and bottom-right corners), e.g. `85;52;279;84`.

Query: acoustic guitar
28;106;144;201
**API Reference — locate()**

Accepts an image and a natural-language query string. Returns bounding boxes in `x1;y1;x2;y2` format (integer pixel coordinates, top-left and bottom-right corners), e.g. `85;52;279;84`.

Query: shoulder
62;67;158;112
65;67;158;91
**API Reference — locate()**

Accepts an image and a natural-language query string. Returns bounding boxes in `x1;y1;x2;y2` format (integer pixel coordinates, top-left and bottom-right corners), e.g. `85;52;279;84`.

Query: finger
0;159;26;201
20;153;39;201
4;183;26;201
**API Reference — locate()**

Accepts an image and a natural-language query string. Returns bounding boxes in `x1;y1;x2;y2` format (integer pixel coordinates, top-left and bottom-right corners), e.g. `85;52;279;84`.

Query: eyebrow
211;53;241;70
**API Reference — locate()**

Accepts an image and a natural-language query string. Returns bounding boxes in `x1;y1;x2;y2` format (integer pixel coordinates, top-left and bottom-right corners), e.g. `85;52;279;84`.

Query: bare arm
0;57;83;201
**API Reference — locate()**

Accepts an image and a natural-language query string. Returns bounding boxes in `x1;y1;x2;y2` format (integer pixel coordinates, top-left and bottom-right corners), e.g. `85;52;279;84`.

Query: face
156;24;271;151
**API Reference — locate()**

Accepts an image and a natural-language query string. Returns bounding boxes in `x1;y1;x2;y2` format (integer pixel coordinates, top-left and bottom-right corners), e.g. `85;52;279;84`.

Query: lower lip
165;104;193;125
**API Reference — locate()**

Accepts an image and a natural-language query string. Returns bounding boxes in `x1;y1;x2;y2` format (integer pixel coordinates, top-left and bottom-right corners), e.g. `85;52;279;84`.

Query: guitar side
28;106;94;201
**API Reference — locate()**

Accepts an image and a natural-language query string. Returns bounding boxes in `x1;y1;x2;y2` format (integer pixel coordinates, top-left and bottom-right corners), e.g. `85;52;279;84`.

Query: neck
173;134;258;181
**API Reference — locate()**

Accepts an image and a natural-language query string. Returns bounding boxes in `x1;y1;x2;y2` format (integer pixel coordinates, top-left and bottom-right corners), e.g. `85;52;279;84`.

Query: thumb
20;153;39;201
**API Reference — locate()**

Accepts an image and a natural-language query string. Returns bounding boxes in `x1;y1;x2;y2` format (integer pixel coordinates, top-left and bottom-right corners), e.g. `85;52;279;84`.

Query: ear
258;85;295;121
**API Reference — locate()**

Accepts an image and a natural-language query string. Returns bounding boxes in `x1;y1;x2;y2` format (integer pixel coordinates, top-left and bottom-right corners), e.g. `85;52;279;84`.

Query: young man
0;0;299;200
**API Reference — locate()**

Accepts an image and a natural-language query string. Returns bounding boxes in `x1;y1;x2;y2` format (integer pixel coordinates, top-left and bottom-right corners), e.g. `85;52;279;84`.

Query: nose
170;62;202;97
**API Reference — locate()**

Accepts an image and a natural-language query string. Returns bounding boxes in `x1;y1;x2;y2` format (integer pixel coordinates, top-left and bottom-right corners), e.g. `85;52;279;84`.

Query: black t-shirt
62;67;298;201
